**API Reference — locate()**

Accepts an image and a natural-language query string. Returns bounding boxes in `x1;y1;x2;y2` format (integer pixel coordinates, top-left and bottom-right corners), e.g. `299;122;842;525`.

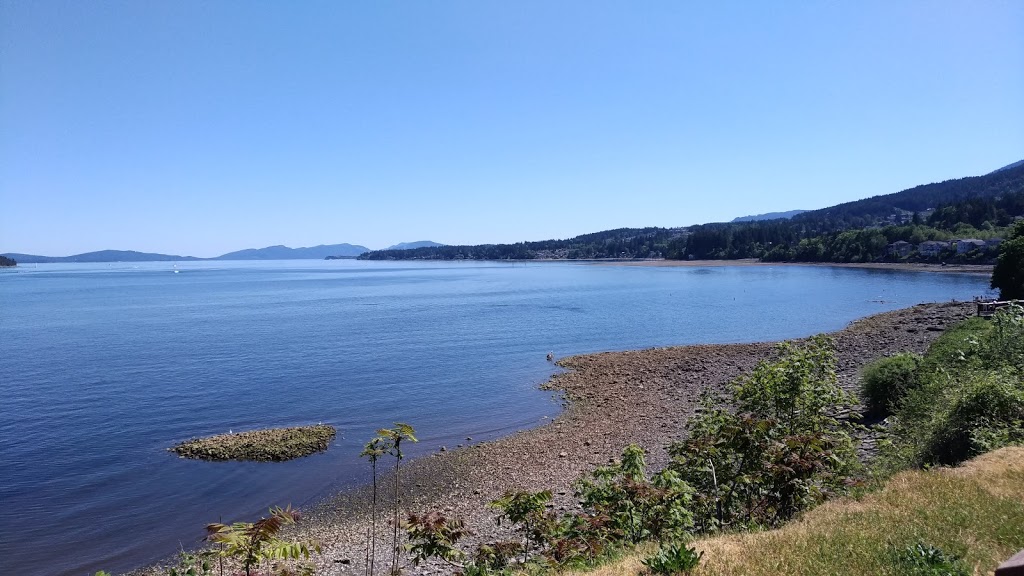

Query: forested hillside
670;164;1024;263
358;227;683;260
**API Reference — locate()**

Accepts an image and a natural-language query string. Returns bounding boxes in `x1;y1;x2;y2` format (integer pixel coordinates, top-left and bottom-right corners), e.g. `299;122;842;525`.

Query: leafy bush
991;219;1024;300
884;306;1024;468
403;511;469;567
915;317;990;375
641;542;703;575
490;489;555;563
923;373;1024;464
984;302;1024;371
861;353;922;416
166;551;215;576
206;506;319;576
576;444;694;545
893;542;969;576
470;540;522;571
668;336;860;531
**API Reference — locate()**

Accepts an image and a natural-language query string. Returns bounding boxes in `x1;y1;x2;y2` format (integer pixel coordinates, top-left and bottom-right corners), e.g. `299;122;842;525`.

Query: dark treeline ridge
790;162;1024;229
358;227;685;260
670;164;1024;263
0;255;16;267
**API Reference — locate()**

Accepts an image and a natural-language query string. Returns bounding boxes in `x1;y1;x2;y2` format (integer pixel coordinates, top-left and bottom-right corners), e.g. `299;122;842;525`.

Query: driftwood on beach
170;424;337;462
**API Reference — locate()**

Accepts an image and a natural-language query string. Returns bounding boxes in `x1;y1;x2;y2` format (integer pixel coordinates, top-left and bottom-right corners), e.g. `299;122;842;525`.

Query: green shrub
861;353;923;415
892;541;969;576
668;336;860;532
642;542;702;575
403;511;468;567
882;306;1024;468
916;317;990;375
984;302;1024;372
923;373;1024;464
576;444;694;545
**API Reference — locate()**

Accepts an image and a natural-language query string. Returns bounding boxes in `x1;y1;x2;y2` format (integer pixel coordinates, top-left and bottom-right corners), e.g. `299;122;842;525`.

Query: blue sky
2;1;1022;257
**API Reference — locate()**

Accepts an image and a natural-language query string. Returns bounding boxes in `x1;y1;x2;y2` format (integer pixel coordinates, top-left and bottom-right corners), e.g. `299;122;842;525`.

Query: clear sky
2;1;1022;257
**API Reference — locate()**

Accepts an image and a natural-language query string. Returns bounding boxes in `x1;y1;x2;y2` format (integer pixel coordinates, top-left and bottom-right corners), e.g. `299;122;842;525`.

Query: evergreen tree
991;220;1024;300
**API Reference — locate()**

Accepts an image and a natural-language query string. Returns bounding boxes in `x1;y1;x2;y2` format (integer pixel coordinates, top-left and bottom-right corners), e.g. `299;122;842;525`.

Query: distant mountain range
5;159;1021;265
731;210;808;222
215;243;369;260
3;243;370;264
1;250;204;264
385;240;444;250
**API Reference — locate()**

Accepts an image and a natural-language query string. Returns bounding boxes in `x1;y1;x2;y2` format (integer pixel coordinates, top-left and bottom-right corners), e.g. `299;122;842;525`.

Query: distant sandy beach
594;258;994;275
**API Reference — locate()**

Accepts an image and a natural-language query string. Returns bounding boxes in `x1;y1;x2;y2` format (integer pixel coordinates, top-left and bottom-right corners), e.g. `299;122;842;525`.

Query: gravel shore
296;301;975;576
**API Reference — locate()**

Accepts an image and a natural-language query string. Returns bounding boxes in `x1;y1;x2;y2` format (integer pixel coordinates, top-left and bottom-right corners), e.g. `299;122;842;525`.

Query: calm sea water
0;260;992;575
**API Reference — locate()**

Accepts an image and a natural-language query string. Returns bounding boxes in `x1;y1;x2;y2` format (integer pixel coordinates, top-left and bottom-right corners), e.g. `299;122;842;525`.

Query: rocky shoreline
273;301;974;576
169;424;337;462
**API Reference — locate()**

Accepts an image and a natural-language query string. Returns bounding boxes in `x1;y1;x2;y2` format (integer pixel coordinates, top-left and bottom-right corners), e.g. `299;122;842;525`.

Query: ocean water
0;260;992;575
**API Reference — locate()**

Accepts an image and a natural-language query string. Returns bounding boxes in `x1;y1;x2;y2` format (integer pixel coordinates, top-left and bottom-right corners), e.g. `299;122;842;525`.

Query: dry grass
563;447;1024;576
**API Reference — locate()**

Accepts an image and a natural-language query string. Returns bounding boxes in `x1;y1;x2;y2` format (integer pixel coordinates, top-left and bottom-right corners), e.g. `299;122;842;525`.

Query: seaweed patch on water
169;424;337;462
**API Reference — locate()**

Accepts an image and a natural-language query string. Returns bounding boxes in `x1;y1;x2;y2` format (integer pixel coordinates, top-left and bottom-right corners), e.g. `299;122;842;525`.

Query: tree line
670;187;1024;263
358;228;684;261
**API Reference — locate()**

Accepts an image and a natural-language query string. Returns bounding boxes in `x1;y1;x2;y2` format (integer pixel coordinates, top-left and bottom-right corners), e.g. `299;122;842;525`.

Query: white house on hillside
918;240;951;257
956;239;987;254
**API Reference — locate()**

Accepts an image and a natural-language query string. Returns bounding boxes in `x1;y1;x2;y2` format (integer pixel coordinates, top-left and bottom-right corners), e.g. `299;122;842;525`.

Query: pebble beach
273;301;976;576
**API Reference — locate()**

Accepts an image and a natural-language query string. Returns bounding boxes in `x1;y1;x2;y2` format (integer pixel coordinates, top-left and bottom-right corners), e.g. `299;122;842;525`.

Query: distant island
0;255;16;267
3;243;370;264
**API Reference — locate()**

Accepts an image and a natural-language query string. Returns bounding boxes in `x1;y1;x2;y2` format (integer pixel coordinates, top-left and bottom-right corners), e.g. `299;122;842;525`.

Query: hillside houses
918;240;950;257
886;237;1003;259
956;239;987;254
887;241;913;257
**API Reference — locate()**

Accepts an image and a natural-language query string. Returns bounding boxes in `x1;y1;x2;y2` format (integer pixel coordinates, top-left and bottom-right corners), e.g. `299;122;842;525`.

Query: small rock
559;451;568;458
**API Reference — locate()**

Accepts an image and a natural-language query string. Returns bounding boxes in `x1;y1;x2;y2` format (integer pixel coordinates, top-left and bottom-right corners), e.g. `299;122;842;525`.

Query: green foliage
991;220;1024;300
376;423;418;575
490;489;554;562
206;506;319;576
668;336;859;532
892;542;969;576
166;551;215;576
361;228;681;261
641;542;703;575
576;444;694;544
922;372;1024;465
883;306;1024;468
673;166;1024;263
403;511;468;567
861;353;923;416
361;435;389;576
470;540;523;572
985;302;1024;370
0;255;16;267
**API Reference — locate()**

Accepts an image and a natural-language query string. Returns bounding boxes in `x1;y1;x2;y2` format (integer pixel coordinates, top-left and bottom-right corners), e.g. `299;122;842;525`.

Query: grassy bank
565;447;1024;576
